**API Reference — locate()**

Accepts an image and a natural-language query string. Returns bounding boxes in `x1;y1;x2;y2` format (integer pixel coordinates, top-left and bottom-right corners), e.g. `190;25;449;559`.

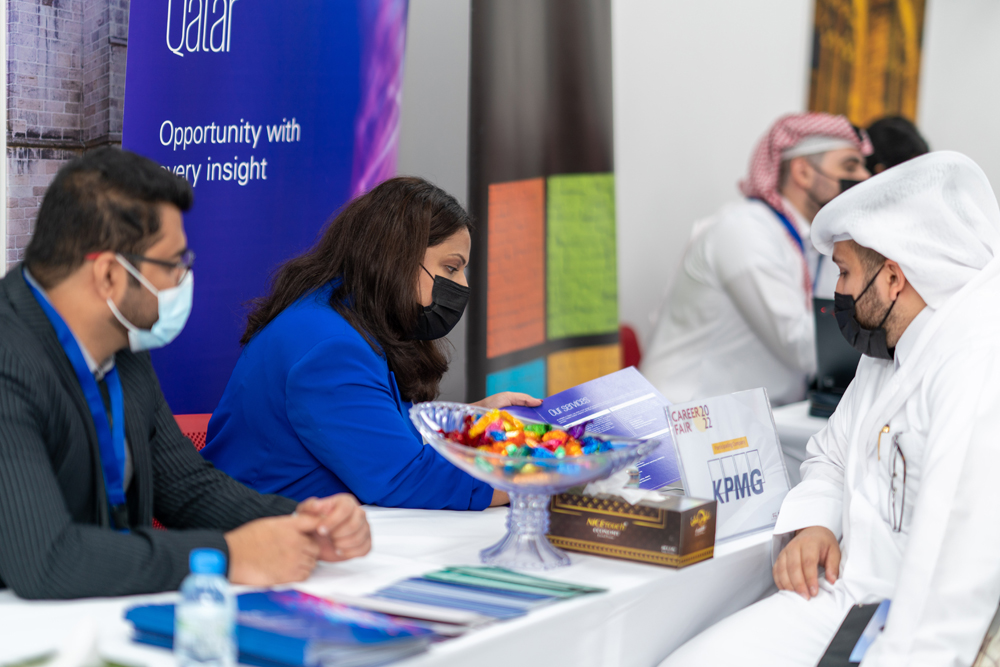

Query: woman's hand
472;392;543;410
490;490;510;507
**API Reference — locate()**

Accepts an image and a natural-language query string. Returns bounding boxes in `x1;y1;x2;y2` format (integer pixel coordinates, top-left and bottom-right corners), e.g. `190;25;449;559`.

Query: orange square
487;178;547;358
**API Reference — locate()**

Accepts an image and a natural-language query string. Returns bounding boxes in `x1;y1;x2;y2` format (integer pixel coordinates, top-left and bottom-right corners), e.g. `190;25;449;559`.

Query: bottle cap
189;548;226;575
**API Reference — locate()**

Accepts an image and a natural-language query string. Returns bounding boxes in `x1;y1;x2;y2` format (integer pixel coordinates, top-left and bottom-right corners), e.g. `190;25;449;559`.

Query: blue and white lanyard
755;199;822;292
26;273;129;531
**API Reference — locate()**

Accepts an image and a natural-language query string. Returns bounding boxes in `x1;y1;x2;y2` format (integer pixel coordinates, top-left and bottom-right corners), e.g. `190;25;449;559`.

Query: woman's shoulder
249;285;379;359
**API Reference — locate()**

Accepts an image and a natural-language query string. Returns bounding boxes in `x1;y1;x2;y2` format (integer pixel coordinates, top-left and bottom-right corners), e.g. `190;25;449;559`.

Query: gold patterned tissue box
547;491;717;568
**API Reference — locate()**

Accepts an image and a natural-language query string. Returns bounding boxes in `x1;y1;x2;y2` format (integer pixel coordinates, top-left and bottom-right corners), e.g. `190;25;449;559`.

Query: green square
546;173;618;339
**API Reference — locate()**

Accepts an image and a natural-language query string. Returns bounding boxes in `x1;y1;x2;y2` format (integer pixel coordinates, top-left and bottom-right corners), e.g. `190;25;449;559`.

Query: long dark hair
242;177;471;402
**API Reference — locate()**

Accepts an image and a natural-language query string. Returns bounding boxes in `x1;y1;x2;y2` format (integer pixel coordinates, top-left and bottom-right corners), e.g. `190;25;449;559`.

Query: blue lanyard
25;274;129;531
754;198;822;292
757;198;804;254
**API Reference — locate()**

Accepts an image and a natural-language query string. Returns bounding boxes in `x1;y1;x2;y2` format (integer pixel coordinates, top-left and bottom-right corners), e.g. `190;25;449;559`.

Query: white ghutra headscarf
811;150;1000;309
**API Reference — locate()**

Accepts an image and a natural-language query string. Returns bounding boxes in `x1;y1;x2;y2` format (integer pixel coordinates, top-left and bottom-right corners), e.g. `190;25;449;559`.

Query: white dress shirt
642;198;817;406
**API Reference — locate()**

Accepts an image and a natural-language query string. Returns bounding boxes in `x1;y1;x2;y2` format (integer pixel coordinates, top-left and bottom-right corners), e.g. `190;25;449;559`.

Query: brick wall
6;0;128;269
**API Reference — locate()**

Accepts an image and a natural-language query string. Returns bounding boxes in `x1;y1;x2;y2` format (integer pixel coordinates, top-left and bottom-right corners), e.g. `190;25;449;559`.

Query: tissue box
547;491;717;568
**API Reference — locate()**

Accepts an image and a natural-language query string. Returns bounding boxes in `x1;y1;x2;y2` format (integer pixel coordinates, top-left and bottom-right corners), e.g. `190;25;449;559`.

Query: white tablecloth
0;506;776;667
772;400;829;486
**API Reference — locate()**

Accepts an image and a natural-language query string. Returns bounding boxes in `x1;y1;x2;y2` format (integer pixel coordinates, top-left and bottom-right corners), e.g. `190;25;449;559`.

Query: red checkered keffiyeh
739;112;873;218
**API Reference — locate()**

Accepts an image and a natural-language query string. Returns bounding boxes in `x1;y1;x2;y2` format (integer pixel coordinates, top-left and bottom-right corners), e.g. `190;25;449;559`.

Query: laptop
810;298;863;418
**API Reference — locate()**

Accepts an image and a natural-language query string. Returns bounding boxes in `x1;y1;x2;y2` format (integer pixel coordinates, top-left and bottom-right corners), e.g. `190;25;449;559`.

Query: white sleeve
771;380;854;540
864;348;1000;667
710;219;816;375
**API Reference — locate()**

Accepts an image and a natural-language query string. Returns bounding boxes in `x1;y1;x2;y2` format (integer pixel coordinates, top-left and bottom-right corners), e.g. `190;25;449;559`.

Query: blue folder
125;590;435;667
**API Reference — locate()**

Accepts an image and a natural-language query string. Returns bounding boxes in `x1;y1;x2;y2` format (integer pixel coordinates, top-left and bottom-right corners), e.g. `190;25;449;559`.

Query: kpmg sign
123;1;408;413
668;388;790;541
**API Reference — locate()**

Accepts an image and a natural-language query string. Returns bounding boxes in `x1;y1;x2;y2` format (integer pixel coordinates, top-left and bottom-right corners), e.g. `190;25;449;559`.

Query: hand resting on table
224;492;371;586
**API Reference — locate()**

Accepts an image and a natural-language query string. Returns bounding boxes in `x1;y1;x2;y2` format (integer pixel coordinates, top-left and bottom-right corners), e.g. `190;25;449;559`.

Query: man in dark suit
0;147;371;599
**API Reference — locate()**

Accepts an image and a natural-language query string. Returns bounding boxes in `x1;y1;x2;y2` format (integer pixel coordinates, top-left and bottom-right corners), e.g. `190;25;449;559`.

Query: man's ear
884;259;908;300
90;252;125;302
788;156;814;190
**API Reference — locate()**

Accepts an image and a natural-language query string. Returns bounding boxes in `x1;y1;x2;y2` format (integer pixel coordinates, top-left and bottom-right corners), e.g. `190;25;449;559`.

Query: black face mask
805;164;864;209
833;265;897;360
838;178;863;193
410;266;470;341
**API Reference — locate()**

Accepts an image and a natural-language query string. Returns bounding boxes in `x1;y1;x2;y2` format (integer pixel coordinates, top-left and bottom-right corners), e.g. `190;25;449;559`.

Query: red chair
152;414;213;530
619;324;642;369
174;413;212;451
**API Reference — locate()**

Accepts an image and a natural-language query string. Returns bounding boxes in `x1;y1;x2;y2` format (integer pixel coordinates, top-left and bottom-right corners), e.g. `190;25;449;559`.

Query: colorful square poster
486;358;546;398
546;173;618;339
487;179;547;358
547;344;620;396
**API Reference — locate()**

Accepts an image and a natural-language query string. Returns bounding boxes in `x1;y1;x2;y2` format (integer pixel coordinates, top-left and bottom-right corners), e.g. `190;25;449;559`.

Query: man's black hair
24;147;193;288
865;116;930;174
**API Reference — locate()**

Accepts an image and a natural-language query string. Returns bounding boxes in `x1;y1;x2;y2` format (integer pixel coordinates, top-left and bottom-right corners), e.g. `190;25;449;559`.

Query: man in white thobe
661;150;1000;666
642;113;871;406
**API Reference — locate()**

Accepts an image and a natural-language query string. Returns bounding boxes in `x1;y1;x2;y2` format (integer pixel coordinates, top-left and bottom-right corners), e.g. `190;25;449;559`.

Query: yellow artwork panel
809;0;926;126
546;345;621;396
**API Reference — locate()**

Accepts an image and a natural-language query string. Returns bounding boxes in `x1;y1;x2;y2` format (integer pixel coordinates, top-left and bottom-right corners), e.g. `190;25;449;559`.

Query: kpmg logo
708;449;765;504
166;0;241;57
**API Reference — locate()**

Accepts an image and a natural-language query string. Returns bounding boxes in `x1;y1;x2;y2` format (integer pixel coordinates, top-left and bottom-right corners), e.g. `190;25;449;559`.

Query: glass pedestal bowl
410;402;662;570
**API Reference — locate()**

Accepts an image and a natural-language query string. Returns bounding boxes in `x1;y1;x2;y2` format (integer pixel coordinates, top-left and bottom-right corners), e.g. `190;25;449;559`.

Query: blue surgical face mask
107;254;194;352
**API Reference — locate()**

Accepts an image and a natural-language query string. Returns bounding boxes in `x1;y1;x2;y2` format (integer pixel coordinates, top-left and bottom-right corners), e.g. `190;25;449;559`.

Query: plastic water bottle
175;548;237;667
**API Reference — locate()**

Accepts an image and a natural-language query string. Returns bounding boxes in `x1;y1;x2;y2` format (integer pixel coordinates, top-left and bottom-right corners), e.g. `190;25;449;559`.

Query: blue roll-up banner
123;1;408;413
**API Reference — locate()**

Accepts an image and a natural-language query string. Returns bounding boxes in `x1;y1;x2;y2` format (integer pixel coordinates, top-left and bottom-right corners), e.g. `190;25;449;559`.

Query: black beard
118;284;159;331
855;290;893;331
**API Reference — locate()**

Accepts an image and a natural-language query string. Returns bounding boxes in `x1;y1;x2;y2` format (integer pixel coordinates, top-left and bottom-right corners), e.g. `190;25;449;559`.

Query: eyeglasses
119;249;196;282
888;433;906;533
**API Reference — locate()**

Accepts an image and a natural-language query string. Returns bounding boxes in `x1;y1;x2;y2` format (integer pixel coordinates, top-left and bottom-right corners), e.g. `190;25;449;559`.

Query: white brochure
667;388;790;542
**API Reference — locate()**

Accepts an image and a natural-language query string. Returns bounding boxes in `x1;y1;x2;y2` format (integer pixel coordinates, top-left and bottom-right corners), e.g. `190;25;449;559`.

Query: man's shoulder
918;271;1000;370
0;277;52;371
113;350;160;398
693;199;798;269
690;199;786;248
711;199;786;235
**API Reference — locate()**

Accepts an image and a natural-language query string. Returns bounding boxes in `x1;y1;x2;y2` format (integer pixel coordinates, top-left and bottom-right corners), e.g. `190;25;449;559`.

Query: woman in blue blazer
201;178;538;510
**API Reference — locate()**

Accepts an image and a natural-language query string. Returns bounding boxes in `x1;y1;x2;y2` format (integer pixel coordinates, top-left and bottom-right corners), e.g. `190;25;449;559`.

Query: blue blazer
201;282;492;510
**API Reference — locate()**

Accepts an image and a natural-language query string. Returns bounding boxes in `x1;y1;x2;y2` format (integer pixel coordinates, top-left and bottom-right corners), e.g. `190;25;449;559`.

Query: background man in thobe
661;151;1000;666
642;113;871;406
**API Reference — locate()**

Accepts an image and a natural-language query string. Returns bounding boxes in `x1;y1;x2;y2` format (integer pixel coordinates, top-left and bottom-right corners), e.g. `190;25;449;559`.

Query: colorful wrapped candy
441;409;613;458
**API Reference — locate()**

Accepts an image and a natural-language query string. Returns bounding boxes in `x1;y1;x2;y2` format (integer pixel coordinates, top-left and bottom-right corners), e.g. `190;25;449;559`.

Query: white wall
918;1;1000;191
612;1;814;347
396;0;471;401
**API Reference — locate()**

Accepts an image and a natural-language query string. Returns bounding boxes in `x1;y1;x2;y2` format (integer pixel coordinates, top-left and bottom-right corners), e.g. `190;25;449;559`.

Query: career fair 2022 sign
123;1;408;413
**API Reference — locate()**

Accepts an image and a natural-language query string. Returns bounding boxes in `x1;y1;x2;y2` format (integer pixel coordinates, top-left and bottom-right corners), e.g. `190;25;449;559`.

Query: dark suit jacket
0;266;297;599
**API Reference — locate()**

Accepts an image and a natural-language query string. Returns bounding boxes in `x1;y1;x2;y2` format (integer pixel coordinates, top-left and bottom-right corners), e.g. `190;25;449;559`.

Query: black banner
466;0;617;401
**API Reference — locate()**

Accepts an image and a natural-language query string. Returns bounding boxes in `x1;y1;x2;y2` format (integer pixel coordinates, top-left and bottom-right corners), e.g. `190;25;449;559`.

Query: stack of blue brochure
126;569;605;665
125;590;435;667
370;566;606;620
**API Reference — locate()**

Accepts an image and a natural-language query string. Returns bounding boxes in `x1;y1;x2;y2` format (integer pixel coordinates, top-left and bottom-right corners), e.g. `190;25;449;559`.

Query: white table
772;400;829;486
0;507;776;667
